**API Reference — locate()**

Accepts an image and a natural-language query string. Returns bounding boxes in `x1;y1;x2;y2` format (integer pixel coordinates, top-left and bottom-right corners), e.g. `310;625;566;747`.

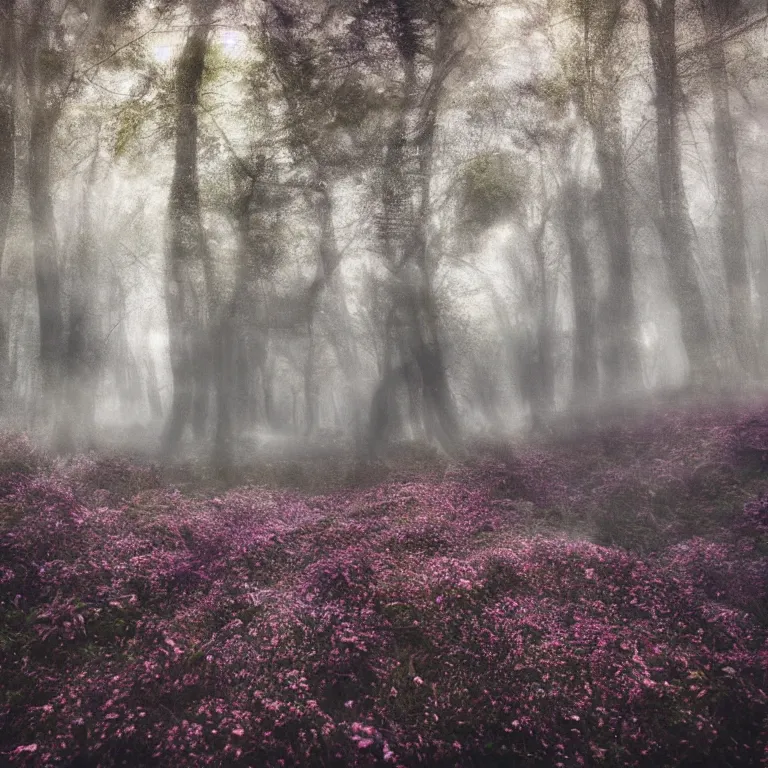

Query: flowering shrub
1;405;768;766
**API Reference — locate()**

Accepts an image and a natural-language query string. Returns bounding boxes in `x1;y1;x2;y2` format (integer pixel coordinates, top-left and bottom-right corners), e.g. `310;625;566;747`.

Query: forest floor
1;400;767;767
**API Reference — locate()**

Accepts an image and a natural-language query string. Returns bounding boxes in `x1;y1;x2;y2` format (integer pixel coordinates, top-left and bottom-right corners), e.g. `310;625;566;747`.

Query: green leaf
113;99;151;158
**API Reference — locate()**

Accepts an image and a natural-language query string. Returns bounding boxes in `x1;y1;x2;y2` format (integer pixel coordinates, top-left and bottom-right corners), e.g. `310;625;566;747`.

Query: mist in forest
1;0;768;465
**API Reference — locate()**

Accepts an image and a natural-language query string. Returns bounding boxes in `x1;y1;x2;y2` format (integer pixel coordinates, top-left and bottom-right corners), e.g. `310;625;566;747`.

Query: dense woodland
3;1;768;767
1;0;768;459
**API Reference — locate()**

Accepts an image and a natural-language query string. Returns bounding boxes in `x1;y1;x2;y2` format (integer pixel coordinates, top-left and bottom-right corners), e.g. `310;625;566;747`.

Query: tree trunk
701;11;754;376
306;176;364;437
212;312;234;469
0;2;15;415
145;354;163;421
28;104;63;415
643;0;717;386
410;75;462;454
303;320;317;435
573;1;642;395
163;23;211;456
591;99;642;391
0;0;14;268
56;147;100;452
368;11;463;457
531;224;555;430
756;233;768;375
562;180;598;409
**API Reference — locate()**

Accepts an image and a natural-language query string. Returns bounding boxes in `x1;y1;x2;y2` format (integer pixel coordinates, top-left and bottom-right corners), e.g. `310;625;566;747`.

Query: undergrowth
1;403;767;766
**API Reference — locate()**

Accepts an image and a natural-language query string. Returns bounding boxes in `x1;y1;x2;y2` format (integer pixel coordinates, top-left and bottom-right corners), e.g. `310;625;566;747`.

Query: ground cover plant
1;404;768;767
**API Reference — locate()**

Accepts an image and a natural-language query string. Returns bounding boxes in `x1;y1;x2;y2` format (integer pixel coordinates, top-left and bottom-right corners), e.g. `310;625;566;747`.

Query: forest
1;0;768;765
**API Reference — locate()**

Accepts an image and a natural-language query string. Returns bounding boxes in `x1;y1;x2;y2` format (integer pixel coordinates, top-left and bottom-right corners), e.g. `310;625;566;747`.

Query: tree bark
571;0;642;394
306;176;364;437
56;147;100;452
0;1;16;415
530;217;555;429
591;99;642;391
562;180;598;408
700;8;754;376
28;103;64;412
163;22;211;456
0;0;14;269
757;233;768;374
367;10;463;457
145;354;163;421
642;0;717;386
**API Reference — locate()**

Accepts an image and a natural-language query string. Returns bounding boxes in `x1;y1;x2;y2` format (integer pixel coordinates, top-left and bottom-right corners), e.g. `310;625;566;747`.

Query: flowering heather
1;405;768;766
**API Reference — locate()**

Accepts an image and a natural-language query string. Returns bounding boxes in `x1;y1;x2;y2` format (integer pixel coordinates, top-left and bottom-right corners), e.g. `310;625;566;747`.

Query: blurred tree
262;0;365;440
694;0;755;376
639;0;718;386
362;0;472;458
0;0;16;415
560;0;643;393
18;0;144;438
162;0;219;456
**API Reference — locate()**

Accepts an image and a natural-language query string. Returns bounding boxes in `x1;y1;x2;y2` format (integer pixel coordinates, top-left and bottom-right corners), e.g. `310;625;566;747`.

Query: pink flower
357;738;374;749
12;744;38;755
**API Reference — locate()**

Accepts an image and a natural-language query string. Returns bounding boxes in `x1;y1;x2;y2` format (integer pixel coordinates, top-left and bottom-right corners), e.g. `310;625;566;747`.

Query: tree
18;0;144;435
559;0;643;393
0;0;15;265
262;0;365;440
694;0;755;376
162;0;218;456
562;176;598;409
56;141;101;451
0;0;16;414
362;0;470;458
639;0;718;386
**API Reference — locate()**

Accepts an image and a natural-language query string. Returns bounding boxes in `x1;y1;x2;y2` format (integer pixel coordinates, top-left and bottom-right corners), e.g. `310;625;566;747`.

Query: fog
1;0;768;464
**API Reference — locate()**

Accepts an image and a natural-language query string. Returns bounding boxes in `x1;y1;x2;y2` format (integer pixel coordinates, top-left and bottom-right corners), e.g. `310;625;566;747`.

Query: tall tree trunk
576;2;642;394
145;354;163;421
530;219;555;429
28;103;63;415
163;22;211;456
306;175;364;437
562;180;598;409
56;147;99;452
591;99;642;391
755;233;768;375
701;10;754;377
642;0;717;386
0;0;14;266
410;72;462;454
0;1;16;415
303;319;317;435
212;166;278;462
212;311;234;468
368;11;463;457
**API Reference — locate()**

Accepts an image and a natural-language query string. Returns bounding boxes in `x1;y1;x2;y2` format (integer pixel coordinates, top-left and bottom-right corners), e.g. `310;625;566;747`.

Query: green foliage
113;98;153;158
202;43;236;89
460;151;527;231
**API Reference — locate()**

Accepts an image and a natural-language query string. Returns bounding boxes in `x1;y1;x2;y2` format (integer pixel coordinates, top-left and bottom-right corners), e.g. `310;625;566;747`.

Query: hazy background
1;0;768;462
